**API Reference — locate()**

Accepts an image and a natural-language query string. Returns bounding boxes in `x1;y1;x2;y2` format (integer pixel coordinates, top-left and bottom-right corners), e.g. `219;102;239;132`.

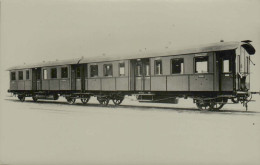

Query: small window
119;63;125;76
61;67;68;78
51;68;57;78
43;69;48;79
246;57;250;73
11;72;16;81
76;67;81;78
155;60;162;75
223;59;232;73
172;58;184;74
104;64;113;77
144;62;150;76
195;56;208;73
90;65;98;77
18;71;23;80
36;69;41;80
136;61;142;76
26;70;30;80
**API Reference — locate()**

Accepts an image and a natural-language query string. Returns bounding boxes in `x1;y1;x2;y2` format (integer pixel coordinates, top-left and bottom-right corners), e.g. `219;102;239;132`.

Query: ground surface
0;95;260;165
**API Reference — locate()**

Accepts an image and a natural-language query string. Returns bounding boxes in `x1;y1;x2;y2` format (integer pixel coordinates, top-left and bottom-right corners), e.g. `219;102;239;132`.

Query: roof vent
220;40;224;42
241;40;252;43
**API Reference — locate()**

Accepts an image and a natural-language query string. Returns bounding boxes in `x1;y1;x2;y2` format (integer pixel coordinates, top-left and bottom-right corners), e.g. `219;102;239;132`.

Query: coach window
155;60;162;75
26;70;30;80
51;68;57;79
11;72;16;81
104;64;113;77
61;67;68;78
119;62;125;76
195;56;208;73
136;61;142;76
18;71;23;80
76;67;81;78
90;65;98;77
43;69;47;79
171;58;184;74
144;61;150;76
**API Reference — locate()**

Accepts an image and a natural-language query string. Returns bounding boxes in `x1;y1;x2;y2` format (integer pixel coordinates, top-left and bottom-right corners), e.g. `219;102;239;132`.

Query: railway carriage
7;40;258;111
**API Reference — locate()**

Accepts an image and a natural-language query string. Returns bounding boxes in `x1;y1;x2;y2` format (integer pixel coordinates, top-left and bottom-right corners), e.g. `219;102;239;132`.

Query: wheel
53;94;59;100
66;97;76;104
81;96;90;104
196;100;213;111
32;96;38;102
211;98;227;111
112;96;124;105
231;97;239;103
97;97;109;106
18;95;25;102
211;102;225;111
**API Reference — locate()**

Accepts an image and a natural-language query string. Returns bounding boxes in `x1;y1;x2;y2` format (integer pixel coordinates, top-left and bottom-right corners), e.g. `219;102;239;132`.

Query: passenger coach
7;40;258;111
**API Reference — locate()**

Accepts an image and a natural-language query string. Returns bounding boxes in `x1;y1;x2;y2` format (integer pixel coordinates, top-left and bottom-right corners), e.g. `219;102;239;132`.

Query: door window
11;72;16;80
18;71;23;80
119;62;125;76
104;64;113;77
155;60;162;75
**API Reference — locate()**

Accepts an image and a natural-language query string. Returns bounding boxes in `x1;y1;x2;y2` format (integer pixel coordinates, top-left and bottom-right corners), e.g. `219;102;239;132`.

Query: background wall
1;0;260;94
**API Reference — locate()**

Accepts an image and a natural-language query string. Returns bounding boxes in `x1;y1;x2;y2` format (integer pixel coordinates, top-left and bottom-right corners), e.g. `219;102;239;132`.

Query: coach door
32;68;41;90
71;65;85;91
217;51;235;91
130;58;150;91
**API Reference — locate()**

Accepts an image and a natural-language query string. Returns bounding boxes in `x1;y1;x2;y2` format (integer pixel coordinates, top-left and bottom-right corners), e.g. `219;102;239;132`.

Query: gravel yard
1;95;260;165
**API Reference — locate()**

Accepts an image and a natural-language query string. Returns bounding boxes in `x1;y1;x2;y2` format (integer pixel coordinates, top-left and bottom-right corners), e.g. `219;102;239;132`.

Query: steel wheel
81;97;90;104
32;96;38;102
196;101;213;111
97;97;109;106
231;97;239;103
211;102;225;111
18;95;25;102
66;97;76;104
53;94;59;100
112;97;124;105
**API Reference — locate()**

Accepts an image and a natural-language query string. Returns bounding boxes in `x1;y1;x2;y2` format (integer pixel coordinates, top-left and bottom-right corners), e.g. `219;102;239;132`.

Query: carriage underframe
9;89;255;111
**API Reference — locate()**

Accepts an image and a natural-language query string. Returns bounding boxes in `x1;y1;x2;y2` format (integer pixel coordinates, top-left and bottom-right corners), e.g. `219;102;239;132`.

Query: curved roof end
241;43;255;55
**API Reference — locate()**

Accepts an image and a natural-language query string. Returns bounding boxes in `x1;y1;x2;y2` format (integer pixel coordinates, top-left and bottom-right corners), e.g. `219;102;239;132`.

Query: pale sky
1;0;260;91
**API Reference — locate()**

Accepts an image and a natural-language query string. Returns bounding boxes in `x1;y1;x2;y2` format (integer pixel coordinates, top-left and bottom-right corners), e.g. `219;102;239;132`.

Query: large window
104;64;113;77
61;67;68;78
155;60;162;75
119;62;125;76
171;58;184;74
90;65;98;77
195;56;208;73
43;69;47;79
18;71;23;80
11;72;16;80
26;70;30;80
76;67;81;78
51;68;57;78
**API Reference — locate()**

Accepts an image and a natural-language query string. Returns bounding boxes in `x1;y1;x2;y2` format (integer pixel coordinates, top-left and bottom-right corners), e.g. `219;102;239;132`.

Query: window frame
154;59;162;75
61;67;68;79
26;70;30;80
194;56;209;74
171;58;184;74
11;72;16;81
76;67;81;78
43;69;48;80
103;64;113;77
18;71;23;80
50;68;57;79
119;62;125;76
90;64;99;78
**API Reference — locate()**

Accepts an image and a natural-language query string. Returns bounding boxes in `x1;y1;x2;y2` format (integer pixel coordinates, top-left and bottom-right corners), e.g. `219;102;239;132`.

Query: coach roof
7;41;255;70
